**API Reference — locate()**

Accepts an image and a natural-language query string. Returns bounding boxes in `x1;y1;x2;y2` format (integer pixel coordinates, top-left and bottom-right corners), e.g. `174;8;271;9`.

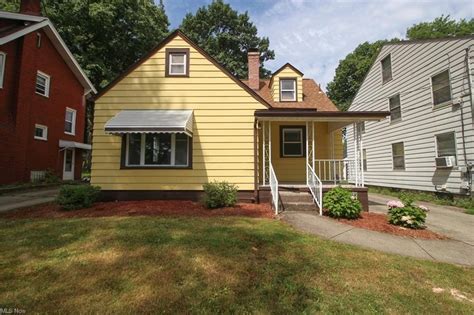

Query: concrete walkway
0;188;59;213
281;194;474;266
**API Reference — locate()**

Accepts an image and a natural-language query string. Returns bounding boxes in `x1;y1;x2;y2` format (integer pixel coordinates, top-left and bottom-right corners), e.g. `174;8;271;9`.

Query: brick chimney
247;48;260;90
20;0;42;16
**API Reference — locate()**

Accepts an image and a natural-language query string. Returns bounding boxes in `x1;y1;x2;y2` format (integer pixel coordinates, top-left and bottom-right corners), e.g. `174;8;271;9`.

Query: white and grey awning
59;140;92;150
104;110;194;136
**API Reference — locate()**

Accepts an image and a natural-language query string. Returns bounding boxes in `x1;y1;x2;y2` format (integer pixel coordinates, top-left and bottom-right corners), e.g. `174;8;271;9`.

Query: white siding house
347;36;474;195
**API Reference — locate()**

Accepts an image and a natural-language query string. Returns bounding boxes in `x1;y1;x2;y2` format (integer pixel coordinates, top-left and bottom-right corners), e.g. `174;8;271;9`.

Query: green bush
323;186;362;219
43;169;61;184
388;195;427;229
57;185;101;210
203;181;238;209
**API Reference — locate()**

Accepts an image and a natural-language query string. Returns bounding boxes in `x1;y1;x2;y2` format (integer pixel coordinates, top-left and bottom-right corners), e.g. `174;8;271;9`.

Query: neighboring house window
431;70;451;106
125;133;190;167
281;127;304;157
165;48;189;77
34;124;48;141
280;79;296;101
436;132;457;163
64;108;76;135
389;94;402;122
362;149;367;171
392;142;405;170
381;54;392;84
36;71;51;97
0;52;5;88
360;121;365;134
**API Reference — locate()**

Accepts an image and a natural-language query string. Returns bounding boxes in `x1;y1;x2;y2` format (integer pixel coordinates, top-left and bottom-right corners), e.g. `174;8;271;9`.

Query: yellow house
91;30;388;213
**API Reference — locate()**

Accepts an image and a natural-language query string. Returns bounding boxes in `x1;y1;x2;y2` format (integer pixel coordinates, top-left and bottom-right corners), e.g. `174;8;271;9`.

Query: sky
159;0;473;90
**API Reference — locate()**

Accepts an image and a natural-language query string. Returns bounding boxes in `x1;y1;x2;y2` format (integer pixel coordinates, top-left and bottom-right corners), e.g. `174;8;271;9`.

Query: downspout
462;47;473;194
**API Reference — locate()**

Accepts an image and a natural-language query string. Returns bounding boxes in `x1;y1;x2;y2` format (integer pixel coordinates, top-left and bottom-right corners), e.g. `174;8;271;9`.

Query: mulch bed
0;200;274;220
329;211;447;240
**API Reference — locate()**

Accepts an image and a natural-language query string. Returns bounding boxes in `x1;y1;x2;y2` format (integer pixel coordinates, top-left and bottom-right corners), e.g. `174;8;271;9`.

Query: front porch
254;109;388;214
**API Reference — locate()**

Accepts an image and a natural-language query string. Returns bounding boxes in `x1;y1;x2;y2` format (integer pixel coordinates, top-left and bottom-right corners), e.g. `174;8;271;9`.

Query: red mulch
330;211;447;240
0;200;274;220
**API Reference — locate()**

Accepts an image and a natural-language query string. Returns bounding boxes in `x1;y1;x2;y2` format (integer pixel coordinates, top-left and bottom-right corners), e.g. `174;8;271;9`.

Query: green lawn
1;216;473;314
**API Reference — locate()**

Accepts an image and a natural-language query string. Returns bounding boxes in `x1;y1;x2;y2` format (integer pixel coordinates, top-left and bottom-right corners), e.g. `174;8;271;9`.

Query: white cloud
252;0;473;90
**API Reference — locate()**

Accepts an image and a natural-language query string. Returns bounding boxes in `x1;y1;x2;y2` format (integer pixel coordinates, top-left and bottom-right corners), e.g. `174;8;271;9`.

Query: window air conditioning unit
435;156;456;168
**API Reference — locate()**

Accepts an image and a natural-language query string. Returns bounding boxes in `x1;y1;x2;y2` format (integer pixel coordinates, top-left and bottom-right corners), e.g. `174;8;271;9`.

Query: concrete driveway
0;188;59;213
281;193;474;266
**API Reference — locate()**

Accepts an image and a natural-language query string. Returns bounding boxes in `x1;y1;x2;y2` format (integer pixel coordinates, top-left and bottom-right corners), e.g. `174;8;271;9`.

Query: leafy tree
326;40;391;111
0;0;170;88
406;15;474;40
327;15;473;111
180;0;274;79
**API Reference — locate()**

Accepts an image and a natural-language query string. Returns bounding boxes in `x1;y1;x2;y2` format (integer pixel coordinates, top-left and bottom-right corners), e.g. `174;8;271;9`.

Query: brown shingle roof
242;78;339;111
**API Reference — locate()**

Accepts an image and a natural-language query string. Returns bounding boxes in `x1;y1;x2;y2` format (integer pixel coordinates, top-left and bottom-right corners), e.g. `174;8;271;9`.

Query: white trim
34;124;48;141
282;127;304;157
35;71;51;97
0;51;5;89
280;79;296;101
169;52;187;75
64;107;76;135
0;11;47;22
0;20;49;46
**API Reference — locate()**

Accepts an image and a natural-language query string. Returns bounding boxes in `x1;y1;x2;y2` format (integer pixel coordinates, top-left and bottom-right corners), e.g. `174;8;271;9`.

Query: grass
0;216;473;313
369;186;474;214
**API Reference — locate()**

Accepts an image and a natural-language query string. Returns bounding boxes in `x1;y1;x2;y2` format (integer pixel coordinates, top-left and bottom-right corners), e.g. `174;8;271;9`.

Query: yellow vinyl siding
270;66;303;102
91;35;266;191
259;122;343;183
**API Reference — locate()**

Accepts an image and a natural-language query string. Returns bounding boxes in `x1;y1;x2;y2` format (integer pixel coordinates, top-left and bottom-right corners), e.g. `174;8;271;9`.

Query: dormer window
381;54;392;84
280;79;296;101
165;48;189;77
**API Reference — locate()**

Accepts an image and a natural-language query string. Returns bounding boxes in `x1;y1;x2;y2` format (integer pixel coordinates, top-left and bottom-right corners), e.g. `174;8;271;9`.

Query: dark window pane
65;121;73;133
432;70;451;105
145;134;171;165
284;143;302;156
436;133;456;157
65;149;73;171
393;156;405;169
390;109;402;121
284;130;301;142
281;91;295;101
281;79;295;90
175;134;189;166
381;55;392;83
35;127;43;137
127;134;141;165
392;142;405;170
433;86;451;105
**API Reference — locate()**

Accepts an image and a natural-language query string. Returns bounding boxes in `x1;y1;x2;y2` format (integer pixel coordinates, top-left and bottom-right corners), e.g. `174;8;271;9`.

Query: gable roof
0;11;96;95
94;29;271;108
243;78;338;111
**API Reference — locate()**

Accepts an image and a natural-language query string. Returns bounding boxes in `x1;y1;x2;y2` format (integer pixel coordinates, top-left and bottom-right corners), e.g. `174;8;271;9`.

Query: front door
63;148;75;180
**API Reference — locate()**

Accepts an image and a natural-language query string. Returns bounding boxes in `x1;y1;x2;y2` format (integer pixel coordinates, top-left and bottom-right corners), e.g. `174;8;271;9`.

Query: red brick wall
0;29;86;184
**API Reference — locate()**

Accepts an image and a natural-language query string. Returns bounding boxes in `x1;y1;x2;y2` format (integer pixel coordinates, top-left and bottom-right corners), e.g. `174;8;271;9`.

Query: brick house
0;0;95;184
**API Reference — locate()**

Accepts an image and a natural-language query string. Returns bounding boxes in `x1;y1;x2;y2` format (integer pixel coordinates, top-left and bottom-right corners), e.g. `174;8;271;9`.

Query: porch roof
254;109;389;122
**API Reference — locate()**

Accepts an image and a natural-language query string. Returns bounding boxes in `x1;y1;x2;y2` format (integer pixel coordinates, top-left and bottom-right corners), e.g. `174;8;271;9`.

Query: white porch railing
269;163;279;215
307;163;323;215
315;159;363;186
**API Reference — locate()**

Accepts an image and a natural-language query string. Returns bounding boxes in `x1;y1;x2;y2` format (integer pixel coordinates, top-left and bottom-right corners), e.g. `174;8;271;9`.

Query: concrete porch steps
279;190;317;212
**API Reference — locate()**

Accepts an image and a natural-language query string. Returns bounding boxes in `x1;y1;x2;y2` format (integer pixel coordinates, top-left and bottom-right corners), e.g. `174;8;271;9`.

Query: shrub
323;186;362;219
203;181;238;209
57;185;101;210
388;195;427;229
43;169;60;184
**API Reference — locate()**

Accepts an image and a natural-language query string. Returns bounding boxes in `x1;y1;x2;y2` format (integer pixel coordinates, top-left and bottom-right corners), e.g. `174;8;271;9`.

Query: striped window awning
104;110;194;136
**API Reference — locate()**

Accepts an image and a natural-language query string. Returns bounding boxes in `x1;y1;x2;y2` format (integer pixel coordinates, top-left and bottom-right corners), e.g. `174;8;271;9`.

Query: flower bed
332;211;446;240
0;200;274;220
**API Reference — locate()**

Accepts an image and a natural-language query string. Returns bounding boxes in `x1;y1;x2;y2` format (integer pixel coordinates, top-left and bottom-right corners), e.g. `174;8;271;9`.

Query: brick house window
0;52;5;88
65;108;76;135
36;71;51;97
34;124;48;141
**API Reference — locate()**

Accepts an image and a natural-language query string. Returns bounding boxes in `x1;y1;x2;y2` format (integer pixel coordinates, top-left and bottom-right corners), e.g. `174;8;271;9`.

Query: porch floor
260;182;361;189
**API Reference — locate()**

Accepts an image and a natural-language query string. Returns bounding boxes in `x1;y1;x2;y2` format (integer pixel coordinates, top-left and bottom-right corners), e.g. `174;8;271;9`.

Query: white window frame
125;133;190;167
435;131;457;165
282;127;304;157
35;71;51;97
430;69;452;108
280;79;297;101
169;53;187;75
34;124;48;141
391;142;405;170
388;93;402;123
64;107;76;135
381;54;392;84
0;51;6;89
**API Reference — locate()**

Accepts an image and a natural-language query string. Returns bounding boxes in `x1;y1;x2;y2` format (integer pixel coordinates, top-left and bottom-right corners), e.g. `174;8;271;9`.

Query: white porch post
306;121;309;185
268;121;272;169
262;121;266;186
312;121;315;172
359;123;365;187
353;123;359;187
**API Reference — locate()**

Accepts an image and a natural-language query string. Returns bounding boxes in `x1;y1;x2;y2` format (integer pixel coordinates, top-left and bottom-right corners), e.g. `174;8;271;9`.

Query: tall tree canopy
180;0;274;79
327;15;474;111
0;0;169;88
